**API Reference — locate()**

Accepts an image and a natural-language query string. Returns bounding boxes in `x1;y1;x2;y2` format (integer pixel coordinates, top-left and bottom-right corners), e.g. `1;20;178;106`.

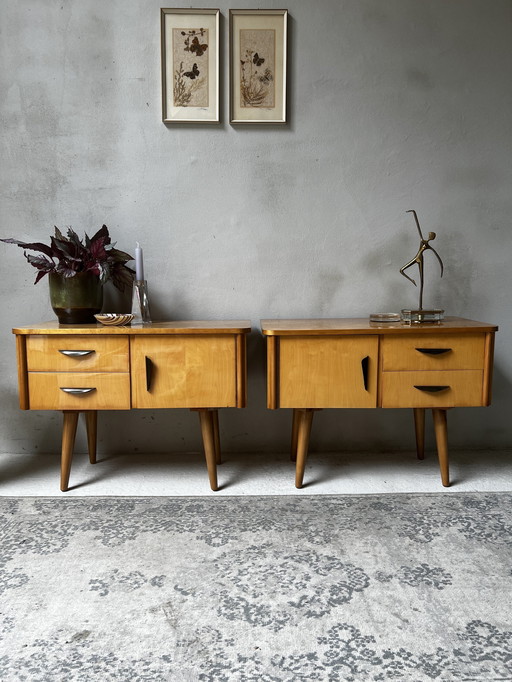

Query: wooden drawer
28;372;131;410
381;333;485;371
26;335;129;372
279;336;378;408
131;335;237;408
380;370;484;408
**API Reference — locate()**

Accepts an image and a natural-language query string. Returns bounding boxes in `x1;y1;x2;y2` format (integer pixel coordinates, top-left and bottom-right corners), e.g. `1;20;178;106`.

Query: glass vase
49;272;103;324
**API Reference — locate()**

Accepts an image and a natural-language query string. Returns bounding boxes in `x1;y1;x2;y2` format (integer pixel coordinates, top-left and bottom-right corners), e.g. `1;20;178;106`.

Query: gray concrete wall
1;0;511;458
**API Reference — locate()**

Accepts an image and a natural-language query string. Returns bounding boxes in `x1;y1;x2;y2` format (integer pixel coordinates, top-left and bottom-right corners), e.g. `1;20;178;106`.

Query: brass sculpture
400;209;444;311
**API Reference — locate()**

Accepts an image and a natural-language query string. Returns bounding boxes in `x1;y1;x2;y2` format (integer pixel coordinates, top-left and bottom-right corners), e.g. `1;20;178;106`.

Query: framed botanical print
229;9;288;124
161;8;220;123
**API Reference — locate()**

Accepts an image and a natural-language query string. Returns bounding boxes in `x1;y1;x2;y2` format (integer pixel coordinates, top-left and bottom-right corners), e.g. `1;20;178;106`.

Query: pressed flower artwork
230;10;287;124
161;9;219;123
173;28;209;108
239;30;275;108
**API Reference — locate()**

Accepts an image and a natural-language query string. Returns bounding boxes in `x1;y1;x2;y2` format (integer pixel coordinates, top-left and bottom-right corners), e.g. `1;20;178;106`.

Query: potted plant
1;225;134;324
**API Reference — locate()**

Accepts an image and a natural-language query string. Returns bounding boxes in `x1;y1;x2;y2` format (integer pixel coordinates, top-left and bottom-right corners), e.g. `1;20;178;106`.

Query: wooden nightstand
261;317;497;488
13;321;250;491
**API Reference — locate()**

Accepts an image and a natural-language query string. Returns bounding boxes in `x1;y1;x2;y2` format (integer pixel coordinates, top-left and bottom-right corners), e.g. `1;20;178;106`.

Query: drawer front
26;335;129;372
380;370;484;408
381;333;485;371
28;372;131;410
279;336;378;408
131;335;237;408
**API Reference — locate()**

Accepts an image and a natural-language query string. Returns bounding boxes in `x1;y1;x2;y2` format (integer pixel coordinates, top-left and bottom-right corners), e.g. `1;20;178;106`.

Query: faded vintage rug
1;493;511;681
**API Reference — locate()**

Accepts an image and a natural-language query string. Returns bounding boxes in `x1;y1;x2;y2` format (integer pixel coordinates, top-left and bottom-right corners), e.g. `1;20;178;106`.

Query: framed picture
229;9;288;124
161;8;220;123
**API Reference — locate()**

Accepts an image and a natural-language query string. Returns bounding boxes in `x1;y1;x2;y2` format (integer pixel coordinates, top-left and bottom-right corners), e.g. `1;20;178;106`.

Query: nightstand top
13;320;252;335
260;317;498;336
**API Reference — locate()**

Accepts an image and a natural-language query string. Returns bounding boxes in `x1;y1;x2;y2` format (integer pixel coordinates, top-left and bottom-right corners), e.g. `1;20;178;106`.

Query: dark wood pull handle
415;348;452;355
361;356;369;391
414;385;450;393
145;356;153;392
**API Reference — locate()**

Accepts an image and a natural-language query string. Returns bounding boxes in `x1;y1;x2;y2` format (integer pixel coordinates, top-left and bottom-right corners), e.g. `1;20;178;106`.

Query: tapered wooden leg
85;411;97;464
413;408;425;460
432;408;450;487
295;409;315;489
61;411;79;492
197;409;218;491
291;409;301;462
212;410;221;465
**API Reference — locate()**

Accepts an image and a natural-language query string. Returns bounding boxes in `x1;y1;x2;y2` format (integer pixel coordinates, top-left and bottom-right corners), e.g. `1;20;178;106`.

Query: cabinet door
131;335;236;408
279;336;378;408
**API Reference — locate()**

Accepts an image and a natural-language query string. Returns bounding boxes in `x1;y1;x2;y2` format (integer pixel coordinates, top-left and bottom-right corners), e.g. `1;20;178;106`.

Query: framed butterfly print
229;9;288;124
161;8;219;123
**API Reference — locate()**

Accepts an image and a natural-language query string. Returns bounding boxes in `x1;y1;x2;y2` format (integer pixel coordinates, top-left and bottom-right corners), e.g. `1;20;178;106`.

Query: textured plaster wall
1;0;511;459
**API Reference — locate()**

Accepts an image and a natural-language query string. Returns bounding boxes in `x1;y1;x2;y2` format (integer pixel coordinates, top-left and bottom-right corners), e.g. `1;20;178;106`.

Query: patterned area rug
1;494;511;681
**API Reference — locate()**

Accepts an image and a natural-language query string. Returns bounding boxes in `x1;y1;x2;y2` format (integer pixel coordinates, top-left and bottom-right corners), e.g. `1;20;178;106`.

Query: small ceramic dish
94;313;134;326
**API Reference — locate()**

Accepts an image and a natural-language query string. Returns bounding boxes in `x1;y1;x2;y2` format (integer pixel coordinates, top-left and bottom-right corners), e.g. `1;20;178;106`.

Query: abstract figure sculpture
400;209;444;311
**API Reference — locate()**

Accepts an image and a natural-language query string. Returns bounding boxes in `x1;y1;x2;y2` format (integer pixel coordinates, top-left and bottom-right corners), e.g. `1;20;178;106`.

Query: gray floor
1;448;511;496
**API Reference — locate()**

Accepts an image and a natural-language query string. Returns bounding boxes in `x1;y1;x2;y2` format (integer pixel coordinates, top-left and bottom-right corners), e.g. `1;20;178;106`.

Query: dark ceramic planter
49;272;103;324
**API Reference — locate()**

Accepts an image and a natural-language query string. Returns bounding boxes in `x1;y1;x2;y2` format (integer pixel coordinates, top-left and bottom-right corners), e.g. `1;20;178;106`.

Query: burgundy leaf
1;238;54;258
25;253;54;271
66;227;82;247
55;264;78;277
51;236;81;261
90;225;110;245
108;247;134;262
34;270;49;284
90;263;103;277
90;237;108;260
54;226;65;241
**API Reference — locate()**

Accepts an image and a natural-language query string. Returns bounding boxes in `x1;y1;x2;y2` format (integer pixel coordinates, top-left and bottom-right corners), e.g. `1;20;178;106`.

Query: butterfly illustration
253;53;265;66
259;68;273;85
184;63;200;79
190;36;208;57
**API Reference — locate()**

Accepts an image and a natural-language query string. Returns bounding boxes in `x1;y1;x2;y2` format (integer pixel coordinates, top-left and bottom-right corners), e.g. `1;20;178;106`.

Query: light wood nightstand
261;317;497;488
13;321;251;491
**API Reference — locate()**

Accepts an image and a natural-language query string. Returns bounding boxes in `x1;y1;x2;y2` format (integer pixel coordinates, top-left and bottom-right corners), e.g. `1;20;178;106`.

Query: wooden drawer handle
414;385;450;393
361;356;369;391
415;348;452;355
60;387;97;395
146;356;153;392
58;350;95;357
